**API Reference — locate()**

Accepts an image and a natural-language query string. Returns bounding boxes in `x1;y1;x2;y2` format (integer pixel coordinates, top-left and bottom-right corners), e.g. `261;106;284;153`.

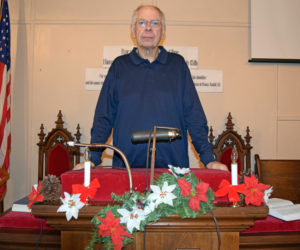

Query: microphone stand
150;126;157;186
145;125;181;188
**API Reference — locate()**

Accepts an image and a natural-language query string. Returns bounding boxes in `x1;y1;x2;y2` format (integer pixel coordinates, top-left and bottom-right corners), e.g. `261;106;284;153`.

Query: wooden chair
0;110;81;249
209;112;252;174
255;154;300;204
37;110;81;181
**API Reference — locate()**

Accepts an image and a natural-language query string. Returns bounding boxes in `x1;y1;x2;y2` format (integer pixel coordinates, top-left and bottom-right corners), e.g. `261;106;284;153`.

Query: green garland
86;170;215;249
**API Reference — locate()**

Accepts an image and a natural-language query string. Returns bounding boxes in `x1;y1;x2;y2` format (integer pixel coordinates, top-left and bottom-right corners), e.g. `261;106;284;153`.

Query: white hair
131;5;166;26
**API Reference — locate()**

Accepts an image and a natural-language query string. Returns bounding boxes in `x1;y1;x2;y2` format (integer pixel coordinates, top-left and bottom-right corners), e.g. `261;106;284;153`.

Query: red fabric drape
47;144;70;177
61;168;231;202
219;147;242;173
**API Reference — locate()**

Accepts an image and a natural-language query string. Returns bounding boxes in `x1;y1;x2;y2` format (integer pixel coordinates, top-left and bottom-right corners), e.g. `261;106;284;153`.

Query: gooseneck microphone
67;141;133;192
131;126;182;143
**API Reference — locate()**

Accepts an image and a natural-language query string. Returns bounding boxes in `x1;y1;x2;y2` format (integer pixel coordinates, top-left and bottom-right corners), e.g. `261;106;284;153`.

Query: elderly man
79;5;227;171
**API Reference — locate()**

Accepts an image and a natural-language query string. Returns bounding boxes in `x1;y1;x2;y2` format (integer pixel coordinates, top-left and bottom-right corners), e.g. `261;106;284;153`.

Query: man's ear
130;24;136;38
162;25;166;36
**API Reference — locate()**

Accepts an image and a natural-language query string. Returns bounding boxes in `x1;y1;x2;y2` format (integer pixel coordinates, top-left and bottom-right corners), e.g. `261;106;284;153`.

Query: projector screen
250;0;300;63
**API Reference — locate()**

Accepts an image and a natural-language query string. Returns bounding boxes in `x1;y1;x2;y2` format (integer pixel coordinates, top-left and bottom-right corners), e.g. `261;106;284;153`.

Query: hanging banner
102;46;199;69
191;69;223;93
86;46;223;92
85;68;223;93
85;68;107;91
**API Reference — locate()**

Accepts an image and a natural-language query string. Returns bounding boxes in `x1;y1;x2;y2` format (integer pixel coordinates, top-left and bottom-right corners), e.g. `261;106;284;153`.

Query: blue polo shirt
90;46;215;168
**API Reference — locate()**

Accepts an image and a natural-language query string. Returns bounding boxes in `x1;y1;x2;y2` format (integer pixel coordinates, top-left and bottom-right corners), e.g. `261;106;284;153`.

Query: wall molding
278;116;300;121
10;18;249;28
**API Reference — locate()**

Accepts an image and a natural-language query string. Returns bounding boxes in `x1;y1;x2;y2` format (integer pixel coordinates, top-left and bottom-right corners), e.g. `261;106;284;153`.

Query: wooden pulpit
32;202;268;250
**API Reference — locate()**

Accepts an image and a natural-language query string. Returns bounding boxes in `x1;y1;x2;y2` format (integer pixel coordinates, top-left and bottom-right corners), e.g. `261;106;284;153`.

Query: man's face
131;6;165;49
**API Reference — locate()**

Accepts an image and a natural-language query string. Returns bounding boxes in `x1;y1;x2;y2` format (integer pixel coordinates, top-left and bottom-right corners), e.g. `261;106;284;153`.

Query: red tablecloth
241;215;300;234
61;168;231;202
0;211;52;229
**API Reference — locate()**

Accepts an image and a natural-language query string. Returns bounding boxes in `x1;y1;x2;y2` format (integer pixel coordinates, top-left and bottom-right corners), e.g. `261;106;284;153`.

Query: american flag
0;0;10;201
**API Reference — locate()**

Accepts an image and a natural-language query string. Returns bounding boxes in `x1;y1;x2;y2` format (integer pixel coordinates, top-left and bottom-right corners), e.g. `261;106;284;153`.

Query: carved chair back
209;113;252;174
37;110;81;181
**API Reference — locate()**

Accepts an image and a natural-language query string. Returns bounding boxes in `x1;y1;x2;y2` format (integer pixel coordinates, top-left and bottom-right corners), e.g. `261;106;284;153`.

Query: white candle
84;161;91;187
231;163;238;185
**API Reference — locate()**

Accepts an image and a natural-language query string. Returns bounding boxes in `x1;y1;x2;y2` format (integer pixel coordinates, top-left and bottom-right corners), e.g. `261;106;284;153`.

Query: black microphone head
178;130;182;139
131;127;182;144
174;127;182;139
131;130;151;144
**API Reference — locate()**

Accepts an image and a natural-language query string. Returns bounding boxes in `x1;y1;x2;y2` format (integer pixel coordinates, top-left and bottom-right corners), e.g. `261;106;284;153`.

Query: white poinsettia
264;186;273;202
168;165;190;177
117;205;147;233
148;181;177;207
143;200;156;215
57;192;85;221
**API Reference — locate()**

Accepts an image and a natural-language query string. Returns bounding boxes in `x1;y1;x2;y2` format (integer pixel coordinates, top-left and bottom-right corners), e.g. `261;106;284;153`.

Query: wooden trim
0;228;60;249
249;58;300;63
240;232;300;249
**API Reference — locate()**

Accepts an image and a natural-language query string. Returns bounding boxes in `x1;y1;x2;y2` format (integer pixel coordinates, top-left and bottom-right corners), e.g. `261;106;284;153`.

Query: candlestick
84;160;91;187
231;146;238;186
83;146;91;187
231;162;238;185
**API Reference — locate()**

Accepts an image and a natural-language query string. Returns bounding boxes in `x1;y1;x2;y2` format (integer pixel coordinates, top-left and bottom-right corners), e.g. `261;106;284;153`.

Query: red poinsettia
97;210;132;250
242;174;270;206
215;179;245;203
177;178;209;212
27;181;44;208
72;178;100;203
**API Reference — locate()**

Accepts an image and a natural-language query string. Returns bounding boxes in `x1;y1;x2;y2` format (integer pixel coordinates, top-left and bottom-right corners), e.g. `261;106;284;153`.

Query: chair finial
208;126;215;144
37;123;45;146
56;110;64;129
245;126;252;148
225;112;234;130
75;124;81;143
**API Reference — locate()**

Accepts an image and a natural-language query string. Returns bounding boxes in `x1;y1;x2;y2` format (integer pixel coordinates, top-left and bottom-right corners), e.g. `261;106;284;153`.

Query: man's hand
206;161;229;171
73;162;95;170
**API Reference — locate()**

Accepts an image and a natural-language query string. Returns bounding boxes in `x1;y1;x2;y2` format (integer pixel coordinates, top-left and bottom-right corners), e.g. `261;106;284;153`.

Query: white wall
5;0;300;210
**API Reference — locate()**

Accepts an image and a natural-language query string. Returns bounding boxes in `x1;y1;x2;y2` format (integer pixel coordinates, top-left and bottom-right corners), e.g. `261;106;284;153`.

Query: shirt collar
129;46;168;65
